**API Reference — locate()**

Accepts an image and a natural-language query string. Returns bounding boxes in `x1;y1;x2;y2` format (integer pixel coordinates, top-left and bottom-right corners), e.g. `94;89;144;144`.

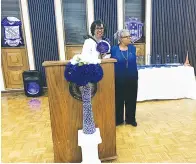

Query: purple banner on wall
1;17;24;47
125;17;143;43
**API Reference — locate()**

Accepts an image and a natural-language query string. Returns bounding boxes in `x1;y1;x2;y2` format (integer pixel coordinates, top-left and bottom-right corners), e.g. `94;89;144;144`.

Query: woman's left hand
102;53;111;59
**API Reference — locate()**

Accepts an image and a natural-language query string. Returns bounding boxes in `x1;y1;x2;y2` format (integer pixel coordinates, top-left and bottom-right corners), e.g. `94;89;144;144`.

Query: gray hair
114;29;130;41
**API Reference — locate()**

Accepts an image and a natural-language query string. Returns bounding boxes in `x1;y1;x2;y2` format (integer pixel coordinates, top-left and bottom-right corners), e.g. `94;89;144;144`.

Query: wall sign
1;17;24;47
125;17;143;43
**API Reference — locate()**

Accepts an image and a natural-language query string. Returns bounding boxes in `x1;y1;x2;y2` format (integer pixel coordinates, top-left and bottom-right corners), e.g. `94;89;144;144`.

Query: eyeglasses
121;36;131;39
95;27;104;30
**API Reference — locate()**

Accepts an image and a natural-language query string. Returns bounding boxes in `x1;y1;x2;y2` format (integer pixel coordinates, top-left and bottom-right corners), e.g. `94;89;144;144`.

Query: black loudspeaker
22;70;43;97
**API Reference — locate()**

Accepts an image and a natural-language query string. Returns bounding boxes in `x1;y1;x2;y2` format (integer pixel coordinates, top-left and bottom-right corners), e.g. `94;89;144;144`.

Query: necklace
121;50;129;68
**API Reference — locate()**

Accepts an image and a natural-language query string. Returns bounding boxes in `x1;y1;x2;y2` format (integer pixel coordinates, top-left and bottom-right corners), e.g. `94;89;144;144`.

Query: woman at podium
81;20;111;59
111;29;138;127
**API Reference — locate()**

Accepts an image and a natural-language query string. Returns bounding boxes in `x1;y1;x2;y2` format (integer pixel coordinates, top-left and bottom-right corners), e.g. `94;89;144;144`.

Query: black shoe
126;121;137;127
116;121;124;126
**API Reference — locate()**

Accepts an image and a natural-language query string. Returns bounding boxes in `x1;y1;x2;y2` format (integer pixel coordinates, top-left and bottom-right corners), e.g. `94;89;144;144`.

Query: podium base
78;128;102;163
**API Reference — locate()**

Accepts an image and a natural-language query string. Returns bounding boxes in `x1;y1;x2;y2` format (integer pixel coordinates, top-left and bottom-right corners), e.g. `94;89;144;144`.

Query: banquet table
137;64;196;101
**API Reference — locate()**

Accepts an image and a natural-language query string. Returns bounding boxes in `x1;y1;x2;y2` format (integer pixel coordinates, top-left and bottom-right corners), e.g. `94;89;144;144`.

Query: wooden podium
42;59;117;163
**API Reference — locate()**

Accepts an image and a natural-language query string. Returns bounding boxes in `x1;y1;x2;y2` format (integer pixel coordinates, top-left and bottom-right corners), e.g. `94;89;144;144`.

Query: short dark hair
90;19;107;36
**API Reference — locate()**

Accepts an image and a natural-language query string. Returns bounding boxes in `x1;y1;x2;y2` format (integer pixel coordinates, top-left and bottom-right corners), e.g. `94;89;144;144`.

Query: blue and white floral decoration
64;55;103;134
1;17;24;47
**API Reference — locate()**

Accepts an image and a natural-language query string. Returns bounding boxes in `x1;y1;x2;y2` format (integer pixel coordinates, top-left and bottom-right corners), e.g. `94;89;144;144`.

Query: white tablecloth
137;66;196;101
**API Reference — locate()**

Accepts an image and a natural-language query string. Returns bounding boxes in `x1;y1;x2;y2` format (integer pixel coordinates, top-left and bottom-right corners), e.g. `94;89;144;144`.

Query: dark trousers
115;78;138;124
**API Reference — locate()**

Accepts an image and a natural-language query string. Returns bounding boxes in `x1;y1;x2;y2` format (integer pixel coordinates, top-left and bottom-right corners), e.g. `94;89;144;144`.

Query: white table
137;66;196;101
